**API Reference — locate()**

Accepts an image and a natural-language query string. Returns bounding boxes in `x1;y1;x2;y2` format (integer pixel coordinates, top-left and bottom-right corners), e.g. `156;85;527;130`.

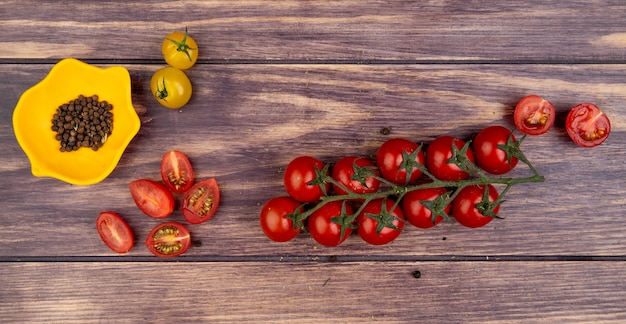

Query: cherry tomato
284;156;329;203
162;27;198;70
150;66;192;109
129;179;175;219
160;150;194;194
331;156;380;195
308;200;354;247
451;184;500;228
401;187;449;229
514;94;556;135
182;178;220;224
376;138;425;185
426;136;475;181
145;222;191;258
566;103;611;148
357;198;405;245
473;126;519;175
96;212;134;254
260;196;303;242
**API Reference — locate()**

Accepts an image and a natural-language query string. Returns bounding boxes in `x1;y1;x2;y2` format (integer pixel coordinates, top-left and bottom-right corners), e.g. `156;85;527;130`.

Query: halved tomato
96;212;134;254
182;178;220;224
161;150;194;194
513;94;556;135
129;179;175;218
145;222;191;258
566;103;611;148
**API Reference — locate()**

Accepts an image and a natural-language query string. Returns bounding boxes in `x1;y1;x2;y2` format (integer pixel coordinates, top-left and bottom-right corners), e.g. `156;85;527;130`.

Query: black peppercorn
51;95;113;152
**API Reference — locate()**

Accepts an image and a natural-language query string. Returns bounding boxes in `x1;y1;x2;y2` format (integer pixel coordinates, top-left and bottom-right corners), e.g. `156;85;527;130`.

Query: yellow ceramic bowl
13;58;141;185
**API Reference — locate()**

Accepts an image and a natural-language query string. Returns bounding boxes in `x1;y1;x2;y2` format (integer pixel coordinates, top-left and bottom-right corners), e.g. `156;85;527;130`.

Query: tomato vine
260;128;545;246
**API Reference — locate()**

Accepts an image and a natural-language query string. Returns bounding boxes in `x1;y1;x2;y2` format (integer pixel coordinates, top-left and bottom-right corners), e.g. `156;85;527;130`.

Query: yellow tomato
162;28;198;70
150;67;192;109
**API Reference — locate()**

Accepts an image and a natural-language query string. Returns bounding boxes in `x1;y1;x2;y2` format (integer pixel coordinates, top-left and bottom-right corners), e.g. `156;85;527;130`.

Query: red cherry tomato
308;200;354;247
182;178;220;224
96;212;134;254
514;94;556;135
451;184;500;228
331;156;380;195
160;150;194;194
565;103;611;148
426;136;475;181
473;126;519;175
357;198;405;245
129;179;175;219
376;138;425;185
145;222;191;258
401;187;449;229
260;196;303;242
284;156;329;202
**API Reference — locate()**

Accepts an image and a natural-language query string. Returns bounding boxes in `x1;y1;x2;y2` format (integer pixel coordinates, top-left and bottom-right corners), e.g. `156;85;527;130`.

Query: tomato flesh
182;178;220;224
161;150;194;194
514;94;556;135
566;103;611;148
146;222;191;258
260;196;303;242
96;212;134;254
129;179;175;219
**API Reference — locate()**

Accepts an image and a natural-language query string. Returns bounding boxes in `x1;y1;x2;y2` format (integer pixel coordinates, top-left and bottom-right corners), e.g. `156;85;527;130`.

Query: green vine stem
287;134;545;232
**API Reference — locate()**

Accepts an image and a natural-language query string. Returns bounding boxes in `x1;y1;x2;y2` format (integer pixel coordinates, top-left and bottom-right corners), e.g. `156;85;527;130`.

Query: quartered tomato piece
566;103;611;148
96;212;134;254
160;150;194;194
182;178;220;224
129;179;175;218
514;94;556;135
145;222;191;258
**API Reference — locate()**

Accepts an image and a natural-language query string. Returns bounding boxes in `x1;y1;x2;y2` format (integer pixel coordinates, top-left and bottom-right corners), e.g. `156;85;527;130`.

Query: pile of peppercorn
51;95;113;152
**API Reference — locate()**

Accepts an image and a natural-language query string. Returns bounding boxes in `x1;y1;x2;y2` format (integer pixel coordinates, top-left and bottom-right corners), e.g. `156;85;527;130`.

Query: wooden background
1;1;625;323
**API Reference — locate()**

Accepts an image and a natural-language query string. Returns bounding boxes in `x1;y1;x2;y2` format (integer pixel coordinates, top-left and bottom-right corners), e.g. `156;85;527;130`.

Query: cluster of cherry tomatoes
150;28;198;109
96;150;220;257
260;94;611;247
260;124;535;246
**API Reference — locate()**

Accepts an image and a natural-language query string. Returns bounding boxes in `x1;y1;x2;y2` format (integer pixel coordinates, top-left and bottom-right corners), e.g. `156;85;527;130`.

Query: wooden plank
1;63;625;257
2;1;626;61
0;261;625;323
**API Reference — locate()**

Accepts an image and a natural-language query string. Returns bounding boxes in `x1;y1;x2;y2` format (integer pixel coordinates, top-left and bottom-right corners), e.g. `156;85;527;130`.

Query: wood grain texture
1;261;625;323
2;0;626;61
2;1;626;323
1;63;625;257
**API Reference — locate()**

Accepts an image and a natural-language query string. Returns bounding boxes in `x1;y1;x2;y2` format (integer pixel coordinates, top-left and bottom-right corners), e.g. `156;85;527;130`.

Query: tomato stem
293;139;545;234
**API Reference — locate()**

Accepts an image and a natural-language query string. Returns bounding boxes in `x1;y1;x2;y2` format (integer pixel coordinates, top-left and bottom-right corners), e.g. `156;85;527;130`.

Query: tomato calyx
446;140;476;175
306;163;332;196
362;198;404;235
397;146;424;184
155;77;168;101
474;186;504;219
419;191;453;224
166;27;197;62
329;200;358;241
